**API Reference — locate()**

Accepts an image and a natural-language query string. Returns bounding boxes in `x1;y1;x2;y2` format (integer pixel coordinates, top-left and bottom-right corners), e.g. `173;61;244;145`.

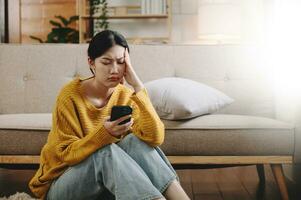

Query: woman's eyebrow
102;56;124;60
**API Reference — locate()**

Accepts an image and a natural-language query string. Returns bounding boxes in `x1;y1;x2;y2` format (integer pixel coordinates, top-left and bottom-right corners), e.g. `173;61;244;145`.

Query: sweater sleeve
129;87;165;147
51;100;121;166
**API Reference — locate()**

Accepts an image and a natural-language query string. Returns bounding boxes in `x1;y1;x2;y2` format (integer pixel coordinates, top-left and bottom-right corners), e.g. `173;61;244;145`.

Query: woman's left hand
121;47;143;89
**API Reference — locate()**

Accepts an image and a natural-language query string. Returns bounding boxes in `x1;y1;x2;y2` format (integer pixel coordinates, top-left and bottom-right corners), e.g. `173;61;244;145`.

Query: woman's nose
110;63;119;73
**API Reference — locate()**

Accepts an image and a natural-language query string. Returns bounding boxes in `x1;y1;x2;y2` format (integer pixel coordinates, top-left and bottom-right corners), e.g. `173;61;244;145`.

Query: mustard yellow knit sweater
28;76;165;199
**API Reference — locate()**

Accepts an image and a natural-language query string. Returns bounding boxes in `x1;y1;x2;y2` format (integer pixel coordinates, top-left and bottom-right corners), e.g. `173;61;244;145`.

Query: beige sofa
0;44;295;200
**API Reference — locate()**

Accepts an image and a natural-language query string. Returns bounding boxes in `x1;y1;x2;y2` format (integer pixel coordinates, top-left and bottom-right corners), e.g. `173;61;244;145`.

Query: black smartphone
110;105;133;125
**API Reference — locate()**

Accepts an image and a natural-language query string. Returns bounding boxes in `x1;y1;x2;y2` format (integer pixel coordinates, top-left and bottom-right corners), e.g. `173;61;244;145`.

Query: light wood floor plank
191;169;222;200
215;167;252;200
176;169;194;200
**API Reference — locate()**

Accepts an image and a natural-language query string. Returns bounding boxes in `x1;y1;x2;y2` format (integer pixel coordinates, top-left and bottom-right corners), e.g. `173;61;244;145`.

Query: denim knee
119;133;149;149
96;142;111;152
92;143;116;161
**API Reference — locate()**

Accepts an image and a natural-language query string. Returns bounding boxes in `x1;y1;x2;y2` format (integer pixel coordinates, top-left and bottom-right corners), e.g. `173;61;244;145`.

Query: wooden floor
0;164;297;199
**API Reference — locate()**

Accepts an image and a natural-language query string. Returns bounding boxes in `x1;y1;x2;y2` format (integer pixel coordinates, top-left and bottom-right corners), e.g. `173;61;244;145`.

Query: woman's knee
120;133;148;148
93;143;119;159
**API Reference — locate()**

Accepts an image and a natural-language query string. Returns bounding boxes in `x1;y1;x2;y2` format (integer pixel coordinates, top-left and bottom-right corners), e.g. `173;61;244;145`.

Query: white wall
172;0;264;44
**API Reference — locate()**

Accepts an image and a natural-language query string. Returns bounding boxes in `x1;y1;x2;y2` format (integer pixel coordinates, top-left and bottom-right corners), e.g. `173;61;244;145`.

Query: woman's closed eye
117;58;125;64
102;60;124;65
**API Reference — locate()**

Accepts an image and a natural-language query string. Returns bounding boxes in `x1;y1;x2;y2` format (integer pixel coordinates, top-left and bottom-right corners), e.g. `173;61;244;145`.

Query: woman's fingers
124;47;130;66
115;118;133;130
113;120;133;134
104;114;133;137
113;114;131;125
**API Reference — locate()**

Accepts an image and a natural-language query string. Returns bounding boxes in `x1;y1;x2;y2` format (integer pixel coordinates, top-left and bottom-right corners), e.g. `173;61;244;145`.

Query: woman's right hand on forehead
103;115;133;138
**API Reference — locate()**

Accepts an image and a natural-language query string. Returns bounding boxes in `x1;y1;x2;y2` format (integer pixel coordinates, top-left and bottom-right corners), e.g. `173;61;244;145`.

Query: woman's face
89;45;126;88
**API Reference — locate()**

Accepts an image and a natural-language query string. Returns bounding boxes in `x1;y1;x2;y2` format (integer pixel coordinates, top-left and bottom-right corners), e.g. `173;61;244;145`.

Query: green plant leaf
49;20;62;28
69;15;79;24
67;30;79;43
29;35;44;43
55;15;69;26
46;31;59;43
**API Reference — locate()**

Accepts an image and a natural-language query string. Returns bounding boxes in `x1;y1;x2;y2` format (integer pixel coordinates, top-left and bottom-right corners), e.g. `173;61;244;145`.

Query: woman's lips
108;77;120;81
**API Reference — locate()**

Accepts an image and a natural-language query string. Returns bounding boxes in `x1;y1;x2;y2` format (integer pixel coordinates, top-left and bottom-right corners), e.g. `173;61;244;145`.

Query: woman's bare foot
163;179;190;200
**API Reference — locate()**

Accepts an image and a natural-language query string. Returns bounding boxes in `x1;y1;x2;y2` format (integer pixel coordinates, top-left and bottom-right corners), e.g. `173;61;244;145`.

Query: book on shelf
162;0;166;15
141;0;146;14
141;0;167;15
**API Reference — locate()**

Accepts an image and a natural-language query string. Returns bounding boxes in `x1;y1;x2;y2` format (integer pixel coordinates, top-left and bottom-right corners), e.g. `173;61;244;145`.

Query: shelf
83;36;169;44
77;0;172;44
81;14;168;19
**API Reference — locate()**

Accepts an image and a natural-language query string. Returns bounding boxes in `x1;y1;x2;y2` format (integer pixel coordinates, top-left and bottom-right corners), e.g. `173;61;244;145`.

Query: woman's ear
88;57;95;66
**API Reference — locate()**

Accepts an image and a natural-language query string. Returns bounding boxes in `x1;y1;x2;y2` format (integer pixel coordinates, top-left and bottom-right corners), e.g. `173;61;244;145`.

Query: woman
29;30;190;200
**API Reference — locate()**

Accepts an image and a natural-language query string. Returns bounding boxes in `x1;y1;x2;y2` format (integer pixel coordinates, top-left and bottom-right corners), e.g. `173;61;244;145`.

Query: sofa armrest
274;92;301;163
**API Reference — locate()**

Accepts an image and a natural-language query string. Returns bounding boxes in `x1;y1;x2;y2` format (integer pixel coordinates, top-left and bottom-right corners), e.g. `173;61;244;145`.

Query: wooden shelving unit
76;0;172;44
81;14;168;19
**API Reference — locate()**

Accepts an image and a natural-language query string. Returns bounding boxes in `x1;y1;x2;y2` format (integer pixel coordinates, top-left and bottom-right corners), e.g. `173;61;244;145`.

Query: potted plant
30;15;79;43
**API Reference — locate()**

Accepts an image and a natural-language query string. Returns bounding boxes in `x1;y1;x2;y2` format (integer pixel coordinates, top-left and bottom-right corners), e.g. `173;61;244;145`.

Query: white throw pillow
144;77;234;120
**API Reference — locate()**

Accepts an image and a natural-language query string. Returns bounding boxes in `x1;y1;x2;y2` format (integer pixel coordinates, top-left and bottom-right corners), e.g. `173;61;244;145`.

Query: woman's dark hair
87;29;130;76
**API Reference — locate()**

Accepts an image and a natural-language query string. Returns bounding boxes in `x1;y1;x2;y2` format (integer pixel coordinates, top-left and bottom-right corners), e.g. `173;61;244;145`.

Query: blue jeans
46;133;179;200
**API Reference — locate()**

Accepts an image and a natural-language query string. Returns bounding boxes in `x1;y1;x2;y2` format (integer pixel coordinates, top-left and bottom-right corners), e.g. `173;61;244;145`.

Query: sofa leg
256;164;265;185
270;164;290;200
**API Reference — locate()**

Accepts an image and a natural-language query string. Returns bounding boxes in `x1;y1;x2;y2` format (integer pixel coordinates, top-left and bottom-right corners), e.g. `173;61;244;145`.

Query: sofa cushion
0;113;294;156
144;77;234;120
161;114;295;156
0;113;51;130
